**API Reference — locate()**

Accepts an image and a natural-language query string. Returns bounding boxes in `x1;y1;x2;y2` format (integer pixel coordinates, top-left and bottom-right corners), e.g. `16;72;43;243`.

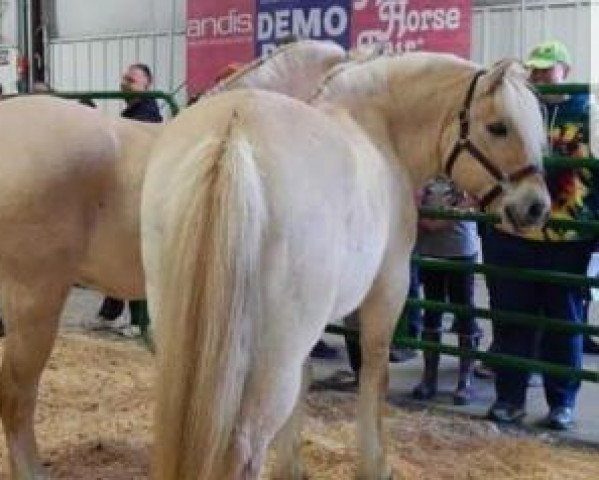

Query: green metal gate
327;82;599;384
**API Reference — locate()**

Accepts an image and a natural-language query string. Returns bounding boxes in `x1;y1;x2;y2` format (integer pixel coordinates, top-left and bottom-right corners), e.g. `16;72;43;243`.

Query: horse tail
153;110;266;480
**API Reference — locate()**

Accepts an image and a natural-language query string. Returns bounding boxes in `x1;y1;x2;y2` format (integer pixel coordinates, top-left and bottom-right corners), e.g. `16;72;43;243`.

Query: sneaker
487;402;526;424
87;315;128;333
543;406;574;431
310;340;338;360
115;324;142;338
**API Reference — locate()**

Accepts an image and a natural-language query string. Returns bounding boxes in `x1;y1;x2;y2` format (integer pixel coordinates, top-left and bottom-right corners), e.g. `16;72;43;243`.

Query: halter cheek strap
443;70;541;211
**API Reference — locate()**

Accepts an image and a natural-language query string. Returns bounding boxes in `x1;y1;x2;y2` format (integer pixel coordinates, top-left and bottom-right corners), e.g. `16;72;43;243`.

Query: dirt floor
1;332;598;479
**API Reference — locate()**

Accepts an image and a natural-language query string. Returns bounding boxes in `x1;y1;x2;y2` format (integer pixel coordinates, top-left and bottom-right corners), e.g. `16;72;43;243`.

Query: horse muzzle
502;191;550;231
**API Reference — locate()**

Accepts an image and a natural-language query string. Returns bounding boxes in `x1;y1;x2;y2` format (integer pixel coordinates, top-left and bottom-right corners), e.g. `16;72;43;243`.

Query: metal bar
519;0;526;60
26;0;33;90
168;0;176;93
405;299;599;336
535;83;594;94
398;338;599;382
543;156;599;168
418;207;599;233
412;256;599;288
54;90;180;117
48;30;186;45
324;325;599;382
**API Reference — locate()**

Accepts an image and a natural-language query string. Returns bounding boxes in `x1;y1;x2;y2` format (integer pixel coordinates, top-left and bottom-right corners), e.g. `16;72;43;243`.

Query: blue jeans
481;227;593;409
419;255;478;335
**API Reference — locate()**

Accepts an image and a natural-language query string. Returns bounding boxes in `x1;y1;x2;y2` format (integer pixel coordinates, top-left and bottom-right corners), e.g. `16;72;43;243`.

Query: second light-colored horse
143;48;551;479
0;96;160;479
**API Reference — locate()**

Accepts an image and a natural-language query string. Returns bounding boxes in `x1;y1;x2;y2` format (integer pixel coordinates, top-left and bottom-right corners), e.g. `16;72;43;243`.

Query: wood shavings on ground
1;333;597;479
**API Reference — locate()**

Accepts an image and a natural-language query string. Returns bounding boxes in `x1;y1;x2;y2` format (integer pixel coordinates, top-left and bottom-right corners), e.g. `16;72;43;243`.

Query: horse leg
0;278;69;480
271;362;311;480
225;352;308;480
357;262;411;480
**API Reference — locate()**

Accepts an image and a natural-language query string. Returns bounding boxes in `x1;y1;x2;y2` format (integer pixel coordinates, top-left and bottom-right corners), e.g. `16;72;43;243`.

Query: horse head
314;51;551;233
438;59;550;231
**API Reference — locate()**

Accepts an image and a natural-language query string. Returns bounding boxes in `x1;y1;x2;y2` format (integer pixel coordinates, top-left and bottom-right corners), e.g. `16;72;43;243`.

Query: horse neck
227;44;346;101
314;58;475;189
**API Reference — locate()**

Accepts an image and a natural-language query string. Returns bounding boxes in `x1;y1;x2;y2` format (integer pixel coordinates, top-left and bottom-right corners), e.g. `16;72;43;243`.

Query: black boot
412;330;441;400
453;334;477;405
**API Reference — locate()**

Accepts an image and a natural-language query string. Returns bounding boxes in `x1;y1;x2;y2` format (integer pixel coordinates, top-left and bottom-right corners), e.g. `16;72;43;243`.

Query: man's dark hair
132;63;153;83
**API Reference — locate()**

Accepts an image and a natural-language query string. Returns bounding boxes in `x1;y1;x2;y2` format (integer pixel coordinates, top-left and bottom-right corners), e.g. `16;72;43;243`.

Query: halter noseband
443;70;540;210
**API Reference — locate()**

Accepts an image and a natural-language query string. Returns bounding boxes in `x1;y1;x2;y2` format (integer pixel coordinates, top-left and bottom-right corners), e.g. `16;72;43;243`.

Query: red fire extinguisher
16;54;29;92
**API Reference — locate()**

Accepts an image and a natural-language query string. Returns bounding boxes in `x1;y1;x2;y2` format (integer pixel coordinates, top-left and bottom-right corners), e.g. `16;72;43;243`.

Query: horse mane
309;47;393;102
499;64;547;165
311;51;545;164
206;42;298;95
206;39;348;99
311;51;476;103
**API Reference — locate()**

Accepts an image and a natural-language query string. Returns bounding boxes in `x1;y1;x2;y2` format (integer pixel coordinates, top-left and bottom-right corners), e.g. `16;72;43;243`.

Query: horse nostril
527;201;545;221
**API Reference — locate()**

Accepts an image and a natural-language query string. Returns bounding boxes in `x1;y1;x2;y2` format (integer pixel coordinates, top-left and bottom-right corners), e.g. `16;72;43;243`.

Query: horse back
146;89;392;326
0;96;119;274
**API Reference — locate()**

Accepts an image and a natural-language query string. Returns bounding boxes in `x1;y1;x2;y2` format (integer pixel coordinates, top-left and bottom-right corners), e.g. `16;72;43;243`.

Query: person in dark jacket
94;63;161;335
120;63;162;122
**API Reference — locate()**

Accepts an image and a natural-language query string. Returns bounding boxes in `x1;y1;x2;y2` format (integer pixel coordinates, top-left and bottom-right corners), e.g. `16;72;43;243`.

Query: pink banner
351;0;471;58
187;0;256;95
187;0;472;95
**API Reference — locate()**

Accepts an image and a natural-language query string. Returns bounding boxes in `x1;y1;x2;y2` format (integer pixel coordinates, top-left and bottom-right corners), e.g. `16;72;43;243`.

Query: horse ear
480;59;526;95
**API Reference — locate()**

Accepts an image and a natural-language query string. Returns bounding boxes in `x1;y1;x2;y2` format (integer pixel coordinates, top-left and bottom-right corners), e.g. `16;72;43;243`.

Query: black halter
443;70;541;210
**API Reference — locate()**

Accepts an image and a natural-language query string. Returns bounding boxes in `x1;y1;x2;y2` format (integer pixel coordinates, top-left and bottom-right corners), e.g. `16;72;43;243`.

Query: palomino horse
0;43;346;480
142;51;550;479
0;95;163;479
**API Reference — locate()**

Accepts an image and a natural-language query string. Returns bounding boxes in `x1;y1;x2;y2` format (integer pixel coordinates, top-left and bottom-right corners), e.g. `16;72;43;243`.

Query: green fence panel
413;256;599;288
334;83;599;383
324;324;599;382
403;299;599;336
55;90;180;117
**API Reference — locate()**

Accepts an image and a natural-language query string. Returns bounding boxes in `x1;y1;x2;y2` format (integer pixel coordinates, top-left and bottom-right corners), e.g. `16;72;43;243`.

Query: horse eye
487;121;508;137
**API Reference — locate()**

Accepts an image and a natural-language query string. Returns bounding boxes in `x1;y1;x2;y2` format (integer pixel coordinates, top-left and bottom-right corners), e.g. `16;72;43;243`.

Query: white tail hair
152;111;266;480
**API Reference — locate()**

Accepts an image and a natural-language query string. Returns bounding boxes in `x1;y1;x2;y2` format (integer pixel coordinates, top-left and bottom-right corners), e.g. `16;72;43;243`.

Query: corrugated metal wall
49;31;186;117
47;1;593;116
472;1;592;82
